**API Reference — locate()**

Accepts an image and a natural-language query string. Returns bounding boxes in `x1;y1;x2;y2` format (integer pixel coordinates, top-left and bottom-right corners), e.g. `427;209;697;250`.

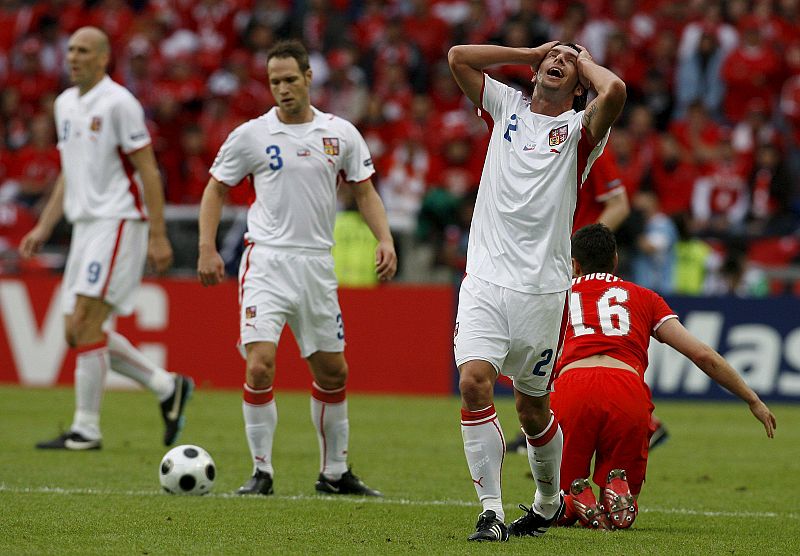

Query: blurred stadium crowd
1;0;800;295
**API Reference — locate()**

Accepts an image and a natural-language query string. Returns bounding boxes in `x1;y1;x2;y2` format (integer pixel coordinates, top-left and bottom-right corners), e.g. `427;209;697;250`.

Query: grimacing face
267;56;312;117
536;45;582;95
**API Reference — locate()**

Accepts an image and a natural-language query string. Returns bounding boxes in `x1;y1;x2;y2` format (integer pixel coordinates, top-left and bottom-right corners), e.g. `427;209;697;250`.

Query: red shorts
550;366;654;495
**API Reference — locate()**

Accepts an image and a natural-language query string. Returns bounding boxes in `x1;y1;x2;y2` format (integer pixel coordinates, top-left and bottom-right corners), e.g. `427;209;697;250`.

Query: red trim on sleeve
100;220;125;300
477;73;494;132
118;147;146;219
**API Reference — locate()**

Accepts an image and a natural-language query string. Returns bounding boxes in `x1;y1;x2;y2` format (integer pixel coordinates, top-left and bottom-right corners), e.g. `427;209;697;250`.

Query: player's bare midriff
559;354;638;376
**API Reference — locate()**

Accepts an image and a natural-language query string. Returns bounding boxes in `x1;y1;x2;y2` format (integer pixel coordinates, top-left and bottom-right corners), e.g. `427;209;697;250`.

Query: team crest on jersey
549;124;568;146
322;137;340;155
245;306;257;319
90;116;102;132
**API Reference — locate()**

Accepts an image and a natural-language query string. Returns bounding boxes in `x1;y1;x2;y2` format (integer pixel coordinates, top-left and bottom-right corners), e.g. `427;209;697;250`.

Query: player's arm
348;178;397;281
448;41;558;106
197;176;228;286
128;145;173;274
576;47;626;144
19;172;65;258
656;318;776;438
597;190;630;231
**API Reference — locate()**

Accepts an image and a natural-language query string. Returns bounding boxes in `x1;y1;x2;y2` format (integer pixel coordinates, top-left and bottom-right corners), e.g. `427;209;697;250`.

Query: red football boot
569;478;610;529
602;469;637;529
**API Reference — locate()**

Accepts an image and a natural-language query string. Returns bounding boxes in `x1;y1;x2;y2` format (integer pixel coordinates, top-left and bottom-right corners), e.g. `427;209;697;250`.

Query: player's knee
517;405;550;435
458;373;493;408
246;357;275;387
314;361;348;390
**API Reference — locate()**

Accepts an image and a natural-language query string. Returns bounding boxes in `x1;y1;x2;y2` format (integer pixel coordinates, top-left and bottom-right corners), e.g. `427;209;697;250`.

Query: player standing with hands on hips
448;40;626;541
197;40;396;496
19;27;193;451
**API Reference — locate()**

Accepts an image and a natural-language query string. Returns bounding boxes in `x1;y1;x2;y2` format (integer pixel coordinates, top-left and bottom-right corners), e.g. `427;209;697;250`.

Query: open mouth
547;67;564;78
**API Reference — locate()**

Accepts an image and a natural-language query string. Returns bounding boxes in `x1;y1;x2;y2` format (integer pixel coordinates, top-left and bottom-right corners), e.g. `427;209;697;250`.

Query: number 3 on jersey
265;145;283;170
570;287;631;337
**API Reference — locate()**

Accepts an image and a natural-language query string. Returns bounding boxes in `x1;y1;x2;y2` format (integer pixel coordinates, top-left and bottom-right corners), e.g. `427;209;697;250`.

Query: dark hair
555;42;588;111
572;223;616;274
266;39;310;72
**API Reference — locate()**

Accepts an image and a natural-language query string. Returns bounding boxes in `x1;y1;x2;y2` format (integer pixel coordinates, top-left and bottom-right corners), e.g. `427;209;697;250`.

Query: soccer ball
159;445;216;495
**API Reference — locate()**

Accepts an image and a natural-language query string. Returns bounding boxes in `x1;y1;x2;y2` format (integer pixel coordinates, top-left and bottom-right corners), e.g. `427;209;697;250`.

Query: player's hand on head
197;248;225;286
148;235;173;274
375;240;397;281
530;40;559;71
749;399;776;438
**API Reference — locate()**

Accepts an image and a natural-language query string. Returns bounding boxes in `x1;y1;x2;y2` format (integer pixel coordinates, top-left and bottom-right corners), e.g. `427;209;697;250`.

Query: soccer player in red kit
571;149;629;233
552;224;776;530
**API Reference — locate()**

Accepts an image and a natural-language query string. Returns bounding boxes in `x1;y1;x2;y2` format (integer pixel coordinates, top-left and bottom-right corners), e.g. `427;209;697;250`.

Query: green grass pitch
1;385;798;554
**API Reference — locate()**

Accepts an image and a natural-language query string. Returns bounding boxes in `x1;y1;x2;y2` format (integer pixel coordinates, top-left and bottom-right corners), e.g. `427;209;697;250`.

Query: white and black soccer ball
159;445;216;495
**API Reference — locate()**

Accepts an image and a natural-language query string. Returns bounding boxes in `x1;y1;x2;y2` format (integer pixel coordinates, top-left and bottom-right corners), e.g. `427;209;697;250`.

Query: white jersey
467;74;609;294
55;75;151;222
211;107;374;250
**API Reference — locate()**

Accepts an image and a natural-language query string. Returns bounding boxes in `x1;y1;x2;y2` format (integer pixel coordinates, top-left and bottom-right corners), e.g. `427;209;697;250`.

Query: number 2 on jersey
570;287;631;337
265;145;283;170
531;348;553;376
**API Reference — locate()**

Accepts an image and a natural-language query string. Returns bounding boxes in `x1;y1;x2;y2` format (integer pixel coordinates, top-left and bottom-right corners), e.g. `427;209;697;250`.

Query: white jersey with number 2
210;107;374;250
467;74;609;294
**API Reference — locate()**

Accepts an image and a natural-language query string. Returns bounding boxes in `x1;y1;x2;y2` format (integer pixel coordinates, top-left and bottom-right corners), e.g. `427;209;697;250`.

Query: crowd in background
1;0;800;295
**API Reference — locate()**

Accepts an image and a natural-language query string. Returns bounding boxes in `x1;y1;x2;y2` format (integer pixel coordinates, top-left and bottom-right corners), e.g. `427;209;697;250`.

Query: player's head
67;27;110;93
571;223;617;276
534;42;588;112
266;39;313;119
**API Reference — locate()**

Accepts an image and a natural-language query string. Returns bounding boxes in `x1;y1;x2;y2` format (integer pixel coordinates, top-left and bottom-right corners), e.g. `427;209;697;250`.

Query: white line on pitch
0;484;796;520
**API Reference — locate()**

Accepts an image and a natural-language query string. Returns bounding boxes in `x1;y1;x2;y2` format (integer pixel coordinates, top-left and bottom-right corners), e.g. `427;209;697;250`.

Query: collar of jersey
265;106;328;135
77;74;112;104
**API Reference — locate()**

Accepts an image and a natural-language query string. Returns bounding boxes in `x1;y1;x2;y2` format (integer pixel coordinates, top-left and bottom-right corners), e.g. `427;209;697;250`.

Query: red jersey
557;273;677;379
572;151;626;233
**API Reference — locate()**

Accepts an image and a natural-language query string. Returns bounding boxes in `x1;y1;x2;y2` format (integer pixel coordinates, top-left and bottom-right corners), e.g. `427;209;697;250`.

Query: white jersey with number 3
55;75;151;222
210;107;374;250
467;74;609;294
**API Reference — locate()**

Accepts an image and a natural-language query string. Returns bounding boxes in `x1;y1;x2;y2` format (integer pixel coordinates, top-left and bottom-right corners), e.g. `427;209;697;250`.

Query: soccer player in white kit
447;41;626;540
197;40;396;496
19;27;193;450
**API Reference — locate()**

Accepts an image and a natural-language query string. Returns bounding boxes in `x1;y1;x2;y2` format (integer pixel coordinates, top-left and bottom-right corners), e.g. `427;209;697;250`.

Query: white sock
242;384;277;475
525;412;564;519
107;330;175;401
71;342;109;440
461;405;505;522
311;382;349;480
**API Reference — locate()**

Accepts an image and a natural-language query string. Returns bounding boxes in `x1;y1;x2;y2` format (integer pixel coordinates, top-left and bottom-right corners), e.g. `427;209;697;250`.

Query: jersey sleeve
480;74;519;122
209;124;252;187
648;289;679;339
114;94;151;154
340;120;375;183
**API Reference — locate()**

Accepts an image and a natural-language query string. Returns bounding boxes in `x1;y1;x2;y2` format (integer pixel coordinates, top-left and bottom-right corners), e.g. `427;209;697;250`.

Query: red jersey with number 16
557;273;677;380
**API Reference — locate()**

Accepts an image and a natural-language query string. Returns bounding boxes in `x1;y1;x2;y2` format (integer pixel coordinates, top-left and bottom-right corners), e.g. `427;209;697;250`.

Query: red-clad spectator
428;62;464;115
780;73;800;148
731;99;782;175
500;0;552;48
0;1;44;54
573;149;630;233
86;0;135;52
721;17;782;123
403;0;451;65
451;0;500;45
359;95;393;174
748;143;795;235
610;128;647;197
114;36;163;111
604;30;647;94
316;47;369;125
427;121;482;197
170;124;213;204
298;0;349;52
691;135;751;234
7;114;60;209
626;105;660;172
373;61;413;123
352;0;387;52
6;38;59;115
649;134;699;216
369;18;424;93
1;87;31;150
44;0;87;35
668;101;724;169
154;55;205;106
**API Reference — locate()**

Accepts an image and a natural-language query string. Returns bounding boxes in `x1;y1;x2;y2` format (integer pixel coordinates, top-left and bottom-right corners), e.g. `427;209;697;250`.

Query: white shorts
239;244;344;358
62;219;148;316
454;274;569;397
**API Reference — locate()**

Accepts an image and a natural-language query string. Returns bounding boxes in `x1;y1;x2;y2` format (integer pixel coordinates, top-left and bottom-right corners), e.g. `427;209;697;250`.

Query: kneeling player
551;224;776;529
